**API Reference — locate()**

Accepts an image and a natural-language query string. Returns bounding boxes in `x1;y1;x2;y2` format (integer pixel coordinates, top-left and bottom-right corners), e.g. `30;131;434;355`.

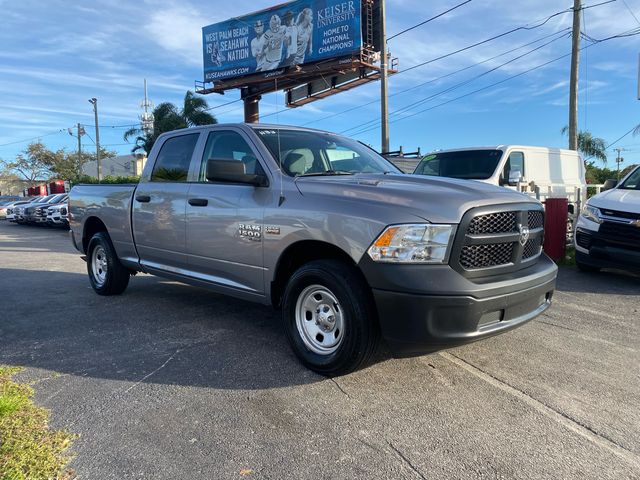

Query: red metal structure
49;181;65;194
543;198;568;261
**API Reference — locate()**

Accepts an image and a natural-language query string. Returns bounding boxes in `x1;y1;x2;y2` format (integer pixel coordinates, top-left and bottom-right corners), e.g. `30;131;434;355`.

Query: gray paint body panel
69;123;547;306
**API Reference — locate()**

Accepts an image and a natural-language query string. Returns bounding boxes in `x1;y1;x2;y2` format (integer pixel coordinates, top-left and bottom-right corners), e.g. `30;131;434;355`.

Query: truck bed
69;184;138;264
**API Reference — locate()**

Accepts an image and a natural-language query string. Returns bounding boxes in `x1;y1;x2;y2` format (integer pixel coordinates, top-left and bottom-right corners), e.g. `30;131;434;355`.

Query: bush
72;175;140;185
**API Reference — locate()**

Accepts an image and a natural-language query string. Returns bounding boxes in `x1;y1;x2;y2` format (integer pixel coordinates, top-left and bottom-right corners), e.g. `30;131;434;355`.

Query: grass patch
0;366;75;480
557;246;576;267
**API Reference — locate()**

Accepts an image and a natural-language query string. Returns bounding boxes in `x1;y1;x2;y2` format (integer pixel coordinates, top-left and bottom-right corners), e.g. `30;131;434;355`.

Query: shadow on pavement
555;266;640;295
0;267;324;390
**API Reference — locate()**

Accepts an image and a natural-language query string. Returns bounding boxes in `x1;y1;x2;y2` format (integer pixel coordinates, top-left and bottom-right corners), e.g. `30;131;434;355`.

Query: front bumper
575;226;640;272
360;254;557;356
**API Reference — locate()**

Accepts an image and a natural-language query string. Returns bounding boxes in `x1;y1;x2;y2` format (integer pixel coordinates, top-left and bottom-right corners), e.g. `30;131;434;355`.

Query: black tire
282;260;379;376
86;232;130;295
576;259;600;273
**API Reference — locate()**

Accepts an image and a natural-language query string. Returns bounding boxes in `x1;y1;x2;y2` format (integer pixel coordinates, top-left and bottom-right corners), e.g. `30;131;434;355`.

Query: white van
413;145;587;215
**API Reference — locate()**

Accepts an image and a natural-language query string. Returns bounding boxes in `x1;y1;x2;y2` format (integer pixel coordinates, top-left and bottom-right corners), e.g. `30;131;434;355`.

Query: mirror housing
602;179;618;191
206;159;268;187
507;170;522;187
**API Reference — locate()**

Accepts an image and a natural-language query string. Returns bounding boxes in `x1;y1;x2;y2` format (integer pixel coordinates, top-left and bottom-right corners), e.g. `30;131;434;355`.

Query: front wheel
282;260;379;376
87;232;130;295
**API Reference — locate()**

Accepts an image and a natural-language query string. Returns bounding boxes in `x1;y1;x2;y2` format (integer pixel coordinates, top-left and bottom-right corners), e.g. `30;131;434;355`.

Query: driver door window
504;151;524;180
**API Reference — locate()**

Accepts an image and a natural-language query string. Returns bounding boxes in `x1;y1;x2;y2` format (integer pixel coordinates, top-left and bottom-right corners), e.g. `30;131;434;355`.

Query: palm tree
124;91;217;155
561;127;607;163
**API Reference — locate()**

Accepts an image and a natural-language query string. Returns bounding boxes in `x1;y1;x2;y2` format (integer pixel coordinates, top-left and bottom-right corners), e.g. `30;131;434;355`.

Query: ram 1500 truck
69;124;557;375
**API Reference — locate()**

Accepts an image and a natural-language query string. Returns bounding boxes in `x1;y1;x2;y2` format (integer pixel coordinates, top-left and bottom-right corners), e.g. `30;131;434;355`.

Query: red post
543;198;568;261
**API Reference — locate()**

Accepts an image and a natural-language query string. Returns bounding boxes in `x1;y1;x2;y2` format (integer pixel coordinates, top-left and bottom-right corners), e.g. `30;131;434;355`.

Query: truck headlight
368;224;455;263
580;205;602;224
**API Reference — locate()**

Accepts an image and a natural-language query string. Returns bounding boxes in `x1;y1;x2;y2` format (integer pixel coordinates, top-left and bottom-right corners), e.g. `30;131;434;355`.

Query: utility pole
568;0;581;151
380;0;389;154
88;98;101;182
615;148;625;179
68;123;85;177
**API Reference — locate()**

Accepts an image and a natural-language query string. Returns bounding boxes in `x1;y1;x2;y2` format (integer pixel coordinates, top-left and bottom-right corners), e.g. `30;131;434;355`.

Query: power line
387;0;473;41
347;28;640;137
340;31;571;135
397;6;573;76
0;128;71;148
302;29;571;128
620;0;640;25
83;123;141;129
395;1;615;78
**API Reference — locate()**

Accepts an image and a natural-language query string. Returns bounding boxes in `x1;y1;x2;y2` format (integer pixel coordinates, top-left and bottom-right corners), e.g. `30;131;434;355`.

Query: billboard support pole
242;87;261;123
379;0;389;154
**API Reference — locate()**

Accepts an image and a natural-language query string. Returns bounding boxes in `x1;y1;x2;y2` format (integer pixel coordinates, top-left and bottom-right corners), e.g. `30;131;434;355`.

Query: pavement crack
441;351;640;469
329;377;350;399
124;348;181;393
387;441;428;480
537;319;577;331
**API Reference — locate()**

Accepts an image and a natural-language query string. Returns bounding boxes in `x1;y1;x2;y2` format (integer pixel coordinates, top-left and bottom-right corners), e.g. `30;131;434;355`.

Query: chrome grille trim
450;204;545;278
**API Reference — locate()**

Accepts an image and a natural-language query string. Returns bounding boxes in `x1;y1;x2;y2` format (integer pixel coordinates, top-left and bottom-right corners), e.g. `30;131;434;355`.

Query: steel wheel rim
91;245;108;287
295;284;345;355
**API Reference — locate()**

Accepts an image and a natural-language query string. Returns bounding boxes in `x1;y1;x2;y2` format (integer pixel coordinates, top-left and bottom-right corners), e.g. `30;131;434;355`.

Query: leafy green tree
0;141;116;184
561;127;607;163
0;142;59;182
124;91;217;155
49;147;115;181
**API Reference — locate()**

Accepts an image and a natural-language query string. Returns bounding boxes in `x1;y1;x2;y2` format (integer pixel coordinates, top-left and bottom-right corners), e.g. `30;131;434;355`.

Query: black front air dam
360;255;558;357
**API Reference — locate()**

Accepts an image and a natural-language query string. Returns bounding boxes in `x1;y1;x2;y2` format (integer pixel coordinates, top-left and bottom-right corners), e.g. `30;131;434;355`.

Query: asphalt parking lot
0;220;639;479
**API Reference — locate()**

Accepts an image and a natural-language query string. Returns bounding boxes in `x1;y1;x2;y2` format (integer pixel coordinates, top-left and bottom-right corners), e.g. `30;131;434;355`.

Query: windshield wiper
296;170;355;177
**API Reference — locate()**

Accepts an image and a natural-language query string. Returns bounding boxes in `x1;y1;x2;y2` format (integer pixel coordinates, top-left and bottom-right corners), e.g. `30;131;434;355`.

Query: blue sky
1;0;639;168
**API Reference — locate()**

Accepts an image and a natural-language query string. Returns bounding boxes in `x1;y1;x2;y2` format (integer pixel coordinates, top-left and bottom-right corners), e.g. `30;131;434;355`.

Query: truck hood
294;174;539;223
589;188;640;214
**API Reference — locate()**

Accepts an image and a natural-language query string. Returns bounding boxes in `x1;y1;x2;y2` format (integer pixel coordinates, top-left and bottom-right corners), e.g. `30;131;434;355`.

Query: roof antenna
275;77;285;207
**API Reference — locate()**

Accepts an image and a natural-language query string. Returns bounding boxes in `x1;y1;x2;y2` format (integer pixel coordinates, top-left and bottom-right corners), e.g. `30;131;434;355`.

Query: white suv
575;165;640;273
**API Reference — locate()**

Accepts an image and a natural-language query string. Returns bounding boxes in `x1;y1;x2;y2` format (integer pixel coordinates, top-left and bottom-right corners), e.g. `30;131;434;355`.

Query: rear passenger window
200;131;261;180
151;133;199;182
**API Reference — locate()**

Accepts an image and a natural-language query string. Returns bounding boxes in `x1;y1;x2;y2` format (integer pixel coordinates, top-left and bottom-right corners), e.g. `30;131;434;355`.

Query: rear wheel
282;260;379;376
87;232;130;295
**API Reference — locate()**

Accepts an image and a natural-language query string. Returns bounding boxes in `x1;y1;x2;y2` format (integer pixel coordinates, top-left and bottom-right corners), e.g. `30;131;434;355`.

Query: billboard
202;0;362;82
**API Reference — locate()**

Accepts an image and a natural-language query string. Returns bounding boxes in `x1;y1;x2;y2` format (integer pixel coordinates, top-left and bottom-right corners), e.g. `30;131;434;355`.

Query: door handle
188;198;208;207
135;195;151;203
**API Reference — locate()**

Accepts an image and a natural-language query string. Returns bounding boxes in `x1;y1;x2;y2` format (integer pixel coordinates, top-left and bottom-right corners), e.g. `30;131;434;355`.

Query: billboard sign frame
202;0;365;85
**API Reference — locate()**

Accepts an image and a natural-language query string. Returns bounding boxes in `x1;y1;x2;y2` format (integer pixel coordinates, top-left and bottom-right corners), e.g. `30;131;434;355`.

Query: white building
83;154;147;178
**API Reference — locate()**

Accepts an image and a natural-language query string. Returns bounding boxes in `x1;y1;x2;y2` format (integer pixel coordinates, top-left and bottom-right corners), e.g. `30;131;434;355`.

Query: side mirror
602;179;618;191
206;159;268;187
508;170;522;187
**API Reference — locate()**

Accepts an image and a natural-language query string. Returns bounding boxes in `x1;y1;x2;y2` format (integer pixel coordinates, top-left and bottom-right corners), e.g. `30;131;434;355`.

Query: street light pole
89;98;101;182
380;0;389;154
77;123;83;177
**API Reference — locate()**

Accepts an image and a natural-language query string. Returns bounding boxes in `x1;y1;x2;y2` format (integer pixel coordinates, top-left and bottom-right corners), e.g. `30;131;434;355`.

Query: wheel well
82;217;108;254
270;240;368;308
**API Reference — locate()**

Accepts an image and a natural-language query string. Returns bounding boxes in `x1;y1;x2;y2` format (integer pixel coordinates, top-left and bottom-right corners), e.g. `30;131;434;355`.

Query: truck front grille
460;242;514;269
451;205;545;277
467;211;517;234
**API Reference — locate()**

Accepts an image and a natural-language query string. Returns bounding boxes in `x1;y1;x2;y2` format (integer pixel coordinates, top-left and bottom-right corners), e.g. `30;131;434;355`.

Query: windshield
619;166;640;190
254;128;401;177
414;149;504;180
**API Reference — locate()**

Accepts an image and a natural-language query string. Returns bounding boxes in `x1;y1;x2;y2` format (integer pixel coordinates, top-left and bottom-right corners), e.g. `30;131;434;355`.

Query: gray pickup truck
69;124;557;375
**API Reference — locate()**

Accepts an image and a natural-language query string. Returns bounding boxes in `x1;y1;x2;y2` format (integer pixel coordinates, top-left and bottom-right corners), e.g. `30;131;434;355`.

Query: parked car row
3;194;69;227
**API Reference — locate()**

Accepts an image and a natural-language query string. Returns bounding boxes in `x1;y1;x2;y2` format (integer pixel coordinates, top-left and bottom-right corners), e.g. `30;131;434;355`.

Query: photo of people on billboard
203;0;362;82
